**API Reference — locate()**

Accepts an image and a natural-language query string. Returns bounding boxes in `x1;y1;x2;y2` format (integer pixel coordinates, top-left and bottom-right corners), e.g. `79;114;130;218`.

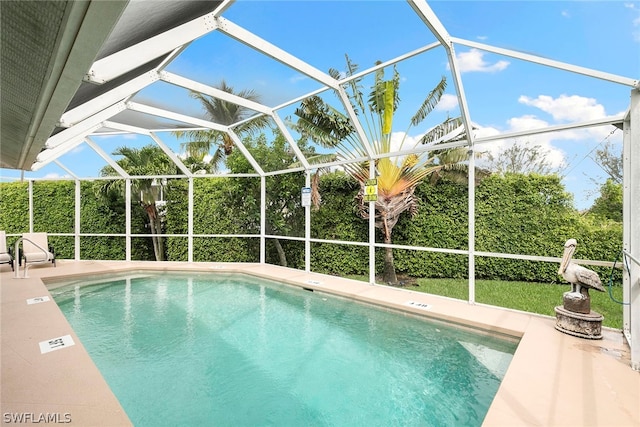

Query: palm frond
290;58;478;243
419;117;465;145
170;82;271;162
343;162;369;183
410;76;447;126
235;114;271;136
180;135;220;158
434;146;469;165
376;157;402;191
343;55;366;114
345;55;359;77
209;148;225;172
328;67;342;80
369;62;386;115
292;96;355;148
290;114;345;148
289;153;339;169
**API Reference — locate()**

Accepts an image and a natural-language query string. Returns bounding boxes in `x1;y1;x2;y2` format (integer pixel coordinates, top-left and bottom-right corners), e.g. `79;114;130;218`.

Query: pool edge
2;260;637;426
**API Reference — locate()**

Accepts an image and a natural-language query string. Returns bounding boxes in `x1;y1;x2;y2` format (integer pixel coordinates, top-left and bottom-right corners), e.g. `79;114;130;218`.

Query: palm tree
291;56;472;284
99;145;178;261
173;80;271;172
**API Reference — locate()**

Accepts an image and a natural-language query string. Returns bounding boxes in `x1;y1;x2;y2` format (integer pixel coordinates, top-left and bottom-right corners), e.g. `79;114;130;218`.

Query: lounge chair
0;231;14;270
21;232;56;267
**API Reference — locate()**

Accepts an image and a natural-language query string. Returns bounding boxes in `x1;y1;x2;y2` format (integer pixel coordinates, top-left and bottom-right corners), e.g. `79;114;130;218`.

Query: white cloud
435;93;459;112
473;124;502;140
633;16;640;42
506;115;549;131
390;131;419;153
625;2;640;41
289;75;308;84
401;93;617;176
505;117;567;168
70;145;85;154
453;49;510;73
518;94;607;122
95;133;138;140
518;94;614;141
42;173;70;179
473;93;622;172
473;120;567;170
561;10;570;18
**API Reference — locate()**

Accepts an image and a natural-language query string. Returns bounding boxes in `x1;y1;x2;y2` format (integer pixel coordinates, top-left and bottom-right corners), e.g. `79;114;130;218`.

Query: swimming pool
51;271;518;426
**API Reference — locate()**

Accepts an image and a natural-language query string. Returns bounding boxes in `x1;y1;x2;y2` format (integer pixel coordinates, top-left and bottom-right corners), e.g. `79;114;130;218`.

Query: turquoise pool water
51;272;518;426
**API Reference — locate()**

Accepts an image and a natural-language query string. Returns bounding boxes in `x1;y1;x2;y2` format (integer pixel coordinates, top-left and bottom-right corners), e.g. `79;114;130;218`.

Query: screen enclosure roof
1;0;638;177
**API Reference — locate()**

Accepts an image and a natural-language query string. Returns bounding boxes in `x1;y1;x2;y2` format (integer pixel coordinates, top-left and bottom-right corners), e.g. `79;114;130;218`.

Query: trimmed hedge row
0;180;153;261
305;172;622;282
0;172;622;283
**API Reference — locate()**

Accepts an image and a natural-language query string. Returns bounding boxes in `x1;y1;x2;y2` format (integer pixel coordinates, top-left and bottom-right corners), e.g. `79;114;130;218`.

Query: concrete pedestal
562;289;591;314
555;305;603;340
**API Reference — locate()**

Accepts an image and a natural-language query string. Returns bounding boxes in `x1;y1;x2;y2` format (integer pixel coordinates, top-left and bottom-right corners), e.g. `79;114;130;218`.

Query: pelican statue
558;239;605;296
555;238;605;337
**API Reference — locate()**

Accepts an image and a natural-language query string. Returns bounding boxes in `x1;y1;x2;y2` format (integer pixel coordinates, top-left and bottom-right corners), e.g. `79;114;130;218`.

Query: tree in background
225;131;312;267
592;139;622;184
173;81;270;172
291;55;471;284
589;178;623;222
99;145;178;261
485;141;562;175
588;138;622;219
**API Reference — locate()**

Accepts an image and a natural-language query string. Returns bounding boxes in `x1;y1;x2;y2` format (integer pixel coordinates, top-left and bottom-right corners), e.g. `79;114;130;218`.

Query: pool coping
2;260;638;426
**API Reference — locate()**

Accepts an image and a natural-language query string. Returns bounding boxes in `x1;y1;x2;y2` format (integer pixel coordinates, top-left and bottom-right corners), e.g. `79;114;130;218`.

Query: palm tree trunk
154;215;165;261
382;217;398;284
383;243;397;284
145;204;165;261
222;134;234;155
265;221;288;267
273;238;287;267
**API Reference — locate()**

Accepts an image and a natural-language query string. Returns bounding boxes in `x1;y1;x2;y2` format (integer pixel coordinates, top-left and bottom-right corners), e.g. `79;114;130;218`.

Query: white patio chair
21;232;56;267
0;231;14;270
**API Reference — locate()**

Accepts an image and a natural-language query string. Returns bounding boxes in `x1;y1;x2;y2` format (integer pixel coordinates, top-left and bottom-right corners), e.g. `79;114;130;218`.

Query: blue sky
2;0;639;210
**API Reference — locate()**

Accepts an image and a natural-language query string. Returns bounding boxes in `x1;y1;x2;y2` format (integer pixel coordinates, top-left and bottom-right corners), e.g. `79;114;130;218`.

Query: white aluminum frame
623;90;640;370
6;0;638;370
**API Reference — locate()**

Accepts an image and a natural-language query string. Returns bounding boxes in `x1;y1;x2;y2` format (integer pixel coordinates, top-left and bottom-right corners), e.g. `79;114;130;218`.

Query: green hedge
0;182;29;235
0;172;622;284
80;181;125;260
164;178;262;262
393;178;469;278
310;172;369;275
0;181;76;258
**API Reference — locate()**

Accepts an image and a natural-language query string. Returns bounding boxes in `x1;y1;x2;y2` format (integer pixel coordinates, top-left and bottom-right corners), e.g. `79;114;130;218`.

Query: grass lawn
345;275;625;329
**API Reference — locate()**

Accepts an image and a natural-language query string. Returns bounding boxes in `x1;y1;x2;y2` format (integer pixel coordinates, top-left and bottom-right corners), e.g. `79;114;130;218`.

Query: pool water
51;272;518;426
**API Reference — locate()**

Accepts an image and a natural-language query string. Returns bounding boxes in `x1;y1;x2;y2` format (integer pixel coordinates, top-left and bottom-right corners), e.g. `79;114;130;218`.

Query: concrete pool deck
1;260;638;426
